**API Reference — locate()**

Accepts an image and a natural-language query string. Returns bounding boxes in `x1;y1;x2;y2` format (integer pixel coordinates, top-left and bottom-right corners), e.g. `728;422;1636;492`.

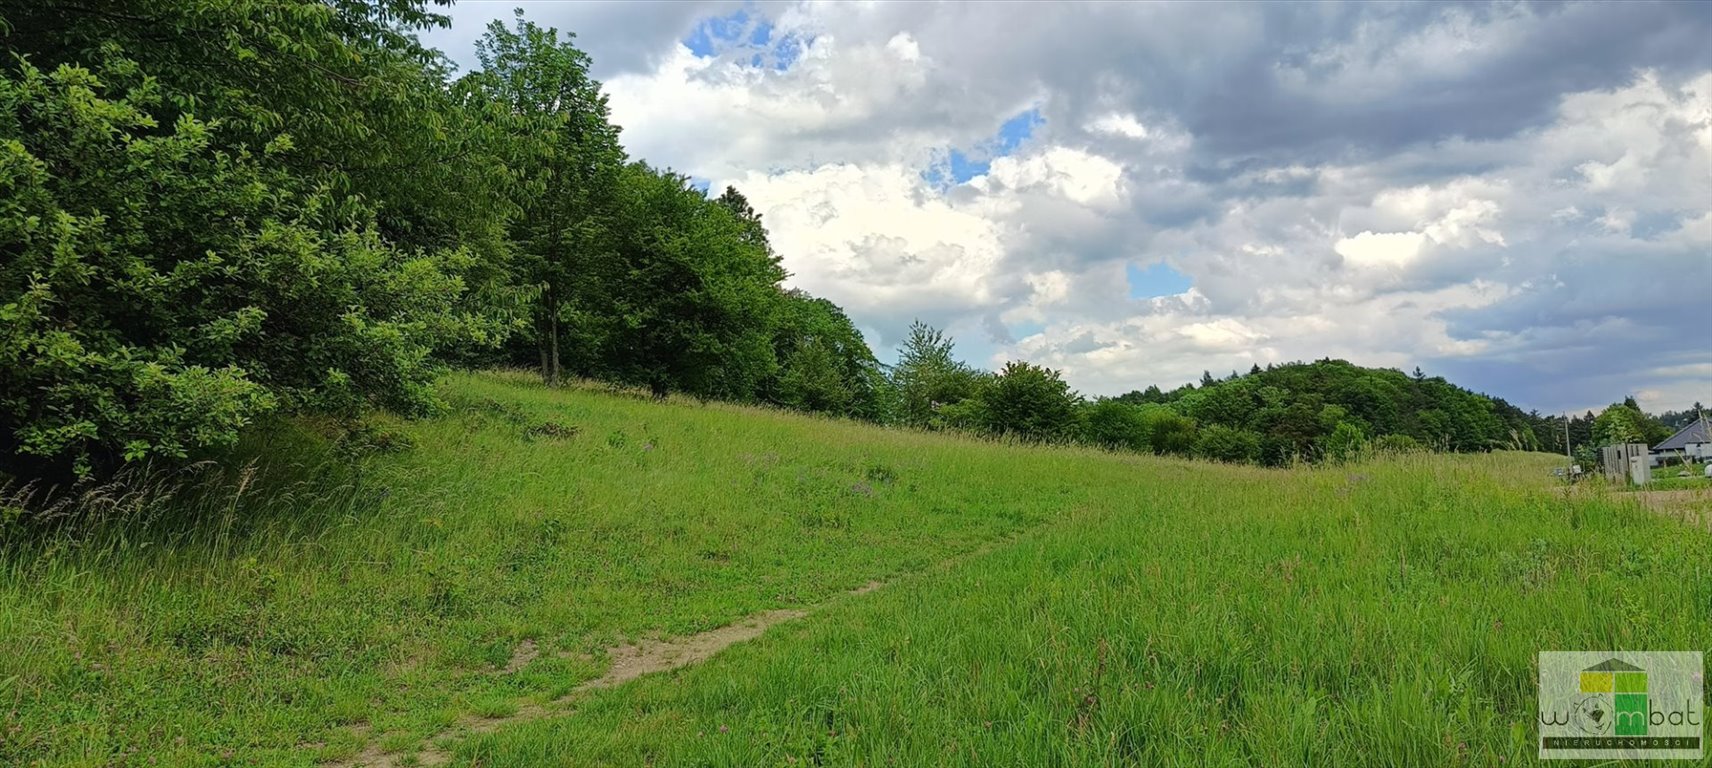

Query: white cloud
433;1;1712;410
974;147;1127;208
1086;113;1150;140
1335;231;1427;268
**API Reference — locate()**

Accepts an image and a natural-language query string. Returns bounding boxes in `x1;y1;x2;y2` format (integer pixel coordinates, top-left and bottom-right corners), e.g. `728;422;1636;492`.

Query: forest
0;1;1684;482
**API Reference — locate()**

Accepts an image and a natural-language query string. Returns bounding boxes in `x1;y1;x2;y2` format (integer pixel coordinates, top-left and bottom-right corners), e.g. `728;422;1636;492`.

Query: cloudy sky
426;1;1712;414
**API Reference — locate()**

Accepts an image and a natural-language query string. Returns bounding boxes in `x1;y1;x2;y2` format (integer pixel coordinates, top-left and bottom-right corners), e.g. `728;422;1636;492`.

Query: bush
1322;421;1368;464
1194;424;1262;463
976;362;1083;442
1083;400;1151;452
1139;407;1197;457
1371;433;1424;455
0;59;476;478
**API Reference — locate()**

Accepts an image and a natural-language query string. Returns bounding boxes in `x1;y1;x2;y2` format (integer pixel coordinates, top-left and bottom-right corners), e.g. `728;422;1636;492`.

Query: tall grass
1;371;1705;766
463;453;1712;767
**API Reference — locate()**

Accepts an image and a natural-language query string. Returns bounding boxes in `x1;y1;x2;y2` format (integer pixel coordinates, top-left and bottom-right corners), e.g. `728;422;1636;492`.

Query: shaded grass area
463;455;1712;766
1;371;1083;766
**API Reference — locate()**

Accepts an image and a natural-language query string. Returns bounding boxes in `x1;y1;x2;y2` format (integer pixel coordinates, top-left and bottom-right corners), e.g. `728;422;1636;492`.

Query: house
1653;419;1711;463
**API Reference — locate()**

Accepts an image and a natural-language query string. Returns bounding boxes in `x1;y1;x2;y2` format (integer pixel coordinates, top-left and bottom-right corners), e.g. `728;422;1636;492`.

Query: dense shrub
1140;407;1197;457
1083;400;1151;452
1194;424;1262;463
1371;433;1425;454
977;362;1083;443
0;59;476;477
1322;421;1368;463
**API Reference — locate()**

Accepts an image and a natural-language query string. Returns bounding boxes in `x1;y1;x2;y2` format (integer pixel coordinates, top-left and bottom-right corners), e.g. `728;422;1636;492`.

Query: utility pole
1699;407;1709;469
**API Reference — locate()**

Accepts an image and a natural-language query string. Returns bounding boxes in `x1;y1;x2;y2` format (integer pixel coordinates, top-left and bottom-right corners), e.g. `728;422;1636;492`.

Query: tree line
1;2;895;478
1532;398;1707;468
0;2;1687;481
883;327;1547;466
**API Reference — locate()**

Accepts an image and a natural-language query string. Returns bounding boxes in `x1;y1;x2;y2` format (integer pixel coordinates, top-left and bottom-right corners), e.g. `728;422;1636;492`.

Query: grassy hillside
3;371;1708;766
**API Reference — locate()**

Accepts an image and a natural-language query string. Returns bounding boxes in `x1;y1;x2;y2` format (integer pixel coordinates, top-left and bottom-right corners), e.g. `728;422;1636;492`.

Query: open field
3;371;1710;766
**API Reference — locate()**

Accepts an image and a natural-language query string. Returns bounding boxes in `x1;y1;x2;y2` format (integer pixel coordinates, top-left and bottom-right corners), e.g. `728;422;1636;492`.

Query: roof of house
1655;419;1711;451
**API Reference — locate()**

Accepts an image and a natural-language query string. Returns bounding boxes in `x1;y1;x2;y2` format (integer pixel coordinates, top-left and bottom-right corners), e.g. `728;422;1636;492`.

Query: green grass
3;371;1710;766
1648;463;1711;491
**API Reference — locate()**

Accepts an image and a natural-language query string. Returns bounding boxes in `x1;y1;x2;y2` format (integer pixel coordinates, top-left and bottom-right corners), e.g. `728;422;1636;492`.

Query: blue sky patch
682;7;807;71
925;107;1045;188
1127;262;1193;299
684;9;770;57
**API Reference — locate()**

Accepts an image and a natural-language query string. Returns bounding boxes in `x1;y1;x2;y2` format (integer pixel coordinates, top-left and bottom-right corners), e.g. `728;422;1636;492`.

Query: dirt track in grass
329;582;882;767
328;523;1023;768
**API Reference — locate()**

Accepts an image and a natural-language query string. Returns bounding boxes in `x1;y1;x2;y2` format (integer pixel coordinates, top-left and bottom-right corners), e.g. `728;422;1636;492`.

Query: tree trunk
549;295;562;386
538;305;552;384
541;286;561;386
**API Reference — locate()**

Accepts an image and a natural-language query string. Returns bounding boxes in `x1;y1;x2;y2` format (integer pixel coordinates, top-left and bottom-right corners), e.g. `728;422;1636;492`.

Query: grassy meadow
3;371;1710;766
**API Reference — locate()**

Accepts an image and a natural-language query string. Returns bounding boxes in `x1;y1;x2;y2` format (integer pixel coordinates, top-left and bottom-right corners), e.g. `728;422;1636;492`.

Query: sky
424;1;1712;415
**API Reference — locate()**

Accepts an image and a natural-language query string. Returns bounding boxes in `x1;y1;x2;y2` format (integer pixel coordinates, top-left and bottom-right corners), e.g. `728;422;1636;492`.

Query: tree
715;186;771;254
589;164;786;400
770;290;887;420
3;1;514;260
1139;407;1197;457
1592;404;1648;447
976;361;1083;442
1322;421;1368;464
1083;400;1151;452
0;57;477;477
892;321;982;428
1194;424;1262;463
464;12;624;385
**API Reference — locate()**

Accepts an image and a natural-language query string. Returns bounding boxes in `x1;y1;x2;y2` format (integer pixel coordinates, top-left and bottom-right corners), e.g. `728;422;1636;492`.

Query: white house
1653;419;1711;463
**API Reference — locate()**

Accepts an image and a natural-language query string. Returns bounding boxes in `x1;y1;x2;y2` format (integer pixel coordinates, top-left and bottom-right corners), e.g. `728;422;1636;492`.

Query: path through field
334;530;1006;767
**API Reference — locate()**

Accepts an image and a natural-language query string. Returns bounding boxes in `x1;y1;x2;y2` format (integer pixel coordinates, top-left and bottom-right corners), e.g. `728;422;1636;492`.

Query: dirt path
329;586;871;768
1631;488;1712;529
326;528;1029;768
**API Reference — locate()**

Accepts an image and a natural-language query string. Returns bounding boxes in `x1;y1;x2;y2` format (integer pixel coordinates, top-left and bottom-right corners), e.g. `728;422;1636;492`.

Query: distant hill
1115;359;1539;465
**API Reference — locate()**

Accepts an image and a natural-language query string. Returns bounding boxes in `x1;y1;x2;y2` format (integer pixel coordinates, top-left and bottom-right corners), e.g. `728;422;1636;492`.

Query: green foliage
769;290;888;420
586;164;787;400
1591;402;1668;447
1139;405;1197;457
3;0;513;258
1322;421;1368;464
1082;399;1151;452
461;11;624;384
1125;359;1540;466
892;321;984;428
1193;423;1262;463
1371;433;1425;454
976;361;1083;442
0;56;474;476
1592;406;1640;446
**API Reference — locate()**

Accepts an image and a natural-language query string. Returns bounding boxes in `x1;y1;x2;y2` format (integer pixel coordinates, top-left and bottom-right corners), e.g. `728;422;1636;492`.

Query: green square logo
1540;651;1703;760
1616;693;1648;736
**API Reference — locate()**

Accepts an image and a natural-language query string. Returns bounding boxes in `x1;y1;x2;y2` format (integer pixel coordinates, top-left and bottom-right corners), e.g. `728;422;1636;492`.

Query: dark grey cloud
838;1;1712;164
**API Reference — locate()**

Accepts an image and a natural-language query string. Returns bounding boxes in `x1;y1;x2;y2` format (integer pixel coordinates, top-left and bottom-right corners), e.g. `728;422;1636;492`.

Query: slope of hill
1;371;1706;766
